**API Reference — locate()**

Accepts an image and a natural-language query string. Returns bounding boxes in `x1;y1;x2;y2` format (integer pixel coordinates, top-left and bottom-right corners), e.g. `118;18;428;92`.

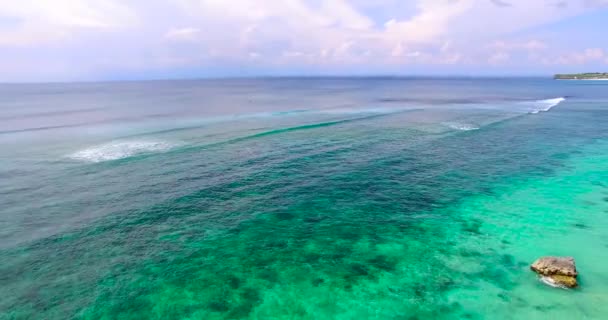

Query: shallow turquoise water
1;78;608;319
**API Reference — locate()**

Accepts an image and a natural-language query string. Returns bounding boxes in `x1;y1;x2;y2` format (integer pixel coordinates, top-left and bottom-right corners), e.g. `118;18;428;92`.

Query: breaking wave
68;140;178;163
527;97;566;114
442;122;480;131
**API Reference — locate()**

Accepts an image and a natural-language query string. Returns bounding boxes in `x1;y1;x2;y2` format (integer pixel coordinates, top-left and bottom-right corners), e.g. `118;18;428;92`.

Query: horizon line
0;74;567;85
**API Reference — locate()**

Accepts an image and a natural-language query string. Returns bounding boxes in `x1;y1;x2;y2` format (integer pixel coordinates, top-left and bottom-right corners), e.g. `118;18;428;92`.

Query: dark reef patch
462;219;483;235
227;275;242;289
500;254;516;267
274;211;296;220
459;249;483;257
573;223;590;229
497;292;511;302
311;277;325;287
368;255;399;272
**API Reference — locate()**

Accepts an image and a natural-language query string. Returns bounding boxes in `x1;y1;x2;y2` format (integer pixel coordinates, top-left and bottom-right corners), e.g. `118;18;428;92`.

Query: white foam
69;140;177;162
443;122;480;131
528;97;566;114
539;276;569;289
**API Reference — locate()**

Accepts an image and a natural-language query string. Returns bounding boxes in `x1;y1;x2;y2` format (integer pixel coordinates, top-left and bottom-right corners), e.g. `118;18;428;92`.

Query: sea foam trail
442;122;480;131
69;140;178;163
528;97;566;114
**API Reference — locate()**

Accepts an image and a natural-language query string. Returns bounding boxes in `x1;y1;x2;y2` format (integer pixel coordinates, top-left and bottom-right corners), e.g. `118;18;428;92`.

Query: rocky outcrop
531;256;578;288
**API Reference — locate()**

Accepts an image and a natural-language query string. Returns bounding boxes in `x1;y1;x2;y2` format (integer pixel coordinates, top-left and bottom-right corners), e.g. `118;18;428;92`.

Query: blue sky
0;0;607;82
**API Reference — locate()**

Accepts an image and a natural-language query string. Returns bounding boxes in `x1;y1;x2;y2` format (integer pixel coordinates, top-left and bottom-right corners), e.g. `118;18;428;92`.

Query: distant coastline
554;73;608;80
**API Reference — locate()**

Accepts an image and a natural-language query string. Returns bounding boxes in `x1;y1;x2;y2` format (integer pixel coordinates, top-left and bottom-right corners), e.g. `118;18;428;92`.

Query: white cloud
490;40;548;51
382;0;474;45
158;0;601;69
319;0;374;30
390;42;405;57
489;52;510;64
583;0;608;7
0;0;136;28
551;48;606;64
584;48;604;60
165;27;200;42
0;0;137;46
0;0;606;80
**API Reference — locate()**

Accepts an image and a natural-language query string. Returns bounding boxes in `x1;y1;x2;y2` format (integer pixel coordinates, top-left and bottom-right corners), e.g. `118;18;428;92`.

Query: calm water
1;78;608;319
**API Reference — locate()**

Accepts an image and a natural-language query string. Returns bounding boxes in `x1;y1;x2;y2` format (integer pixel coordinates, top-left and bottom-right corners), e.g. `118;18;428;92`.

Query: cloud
165;27;200;42
583;0;608;7
0;0;137;47
382;0;474;44
489;52;510;64
0;0;607;80
490;40;548;51
0;0;136;28
490;0;513;7
551;48;606;64
553;1;569;8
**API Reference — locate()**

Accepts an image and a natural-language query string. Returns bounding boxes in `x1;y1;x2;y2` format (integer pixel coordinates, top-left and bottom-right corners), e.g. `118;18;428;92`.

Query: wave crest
443;122;480;131
528;97;566;114
69;140;177;163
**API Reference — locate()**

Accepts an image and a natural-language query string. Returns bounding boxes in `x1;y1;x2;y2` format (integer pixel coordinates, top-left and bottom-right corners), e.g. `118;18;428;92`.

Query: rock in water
531;256;578;288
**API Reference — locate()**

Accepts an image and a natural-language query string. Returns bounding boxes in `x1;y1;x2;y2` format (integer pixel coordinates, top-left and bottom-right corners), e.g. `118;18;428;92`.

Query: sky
0;0;607;82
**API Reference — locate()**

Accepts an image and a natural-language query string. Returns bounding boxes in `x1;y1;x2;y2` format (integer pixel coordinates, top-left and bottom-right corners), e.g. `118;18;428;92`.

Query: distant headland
554;73;608;80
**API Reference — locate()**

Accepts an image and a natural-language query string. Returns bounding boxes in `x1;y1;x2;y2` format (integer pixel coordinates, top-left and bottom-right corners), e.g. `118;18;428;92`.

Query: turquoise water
1;78;608;319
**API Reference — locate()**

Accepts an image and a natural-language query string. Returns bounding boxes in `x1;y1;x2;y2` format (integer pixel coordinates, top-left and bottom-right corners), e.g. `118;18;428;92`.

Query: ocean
1;78;607;319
